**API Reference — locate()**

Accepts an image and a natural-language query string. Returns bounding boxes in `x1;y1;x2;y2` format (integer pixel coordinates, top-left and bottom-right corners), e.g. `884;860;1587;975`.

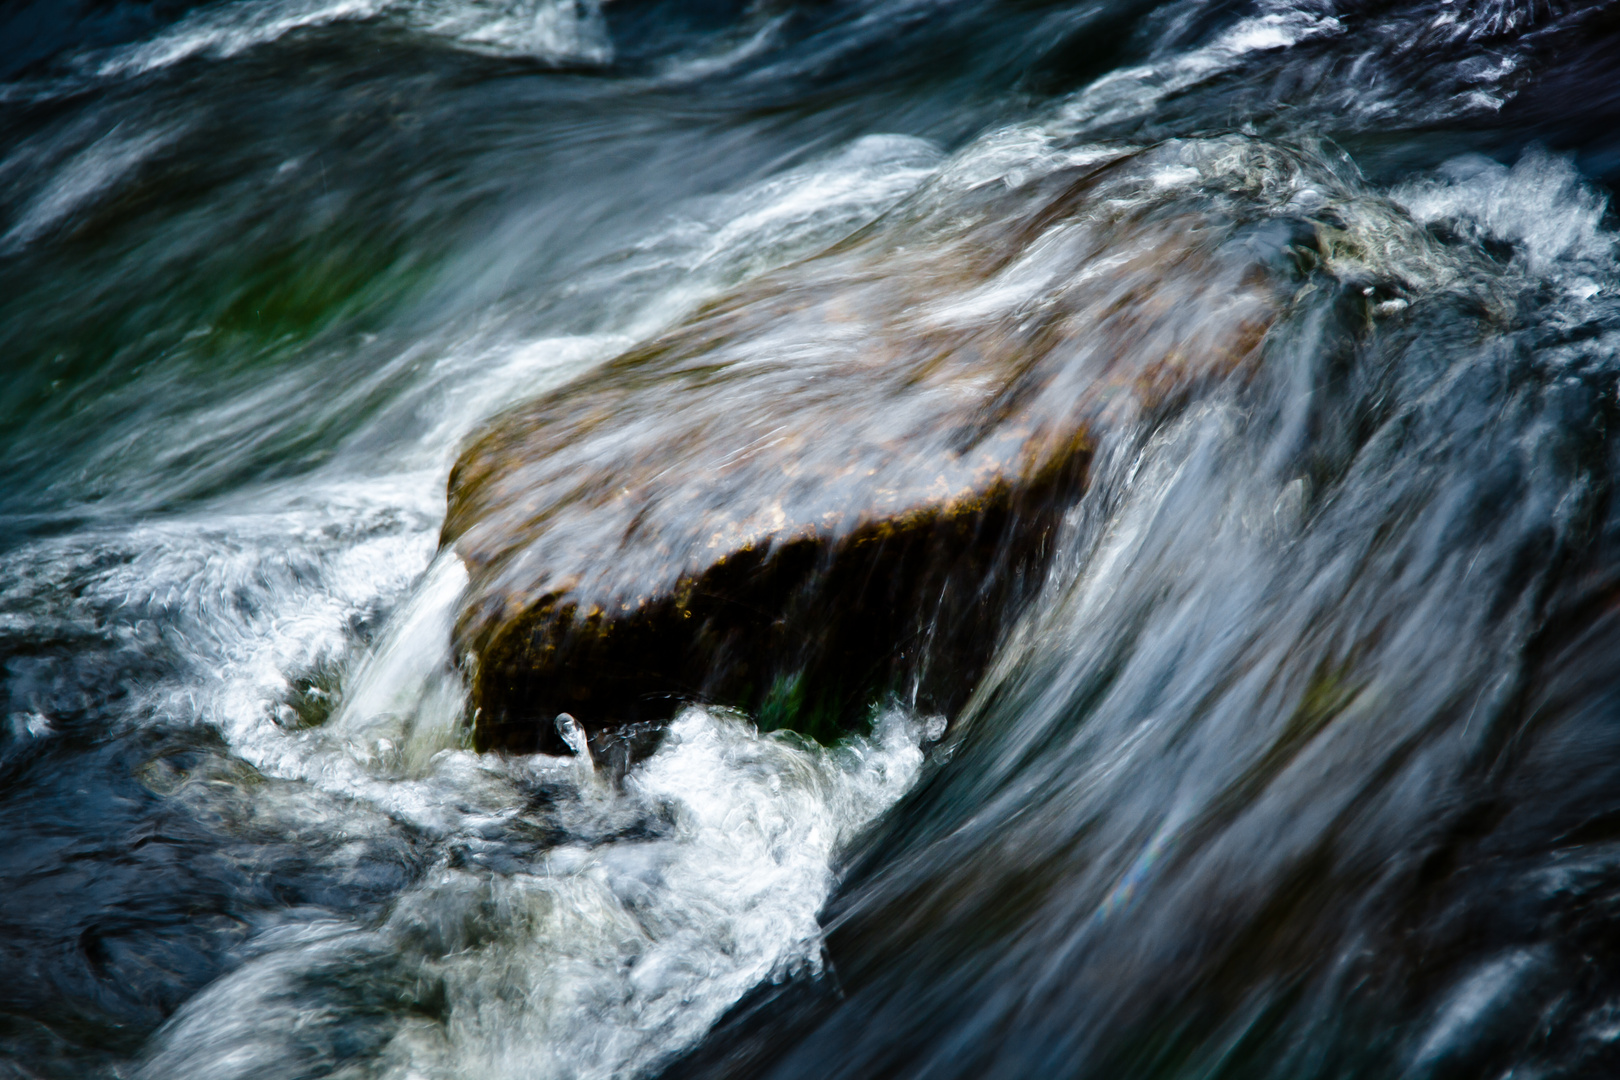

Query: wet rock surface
442;142;1300;751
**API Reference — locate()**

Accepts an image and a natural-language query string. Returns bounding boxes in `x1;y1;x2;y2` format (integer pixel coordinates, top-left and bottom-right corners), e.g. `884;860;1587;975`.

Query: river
4;1;1620;1077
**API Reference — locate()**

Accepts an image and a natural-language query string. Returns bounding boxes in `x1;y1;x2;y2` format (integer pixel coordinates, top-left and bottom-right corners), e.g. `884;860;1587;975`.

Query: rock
442;141;1300;751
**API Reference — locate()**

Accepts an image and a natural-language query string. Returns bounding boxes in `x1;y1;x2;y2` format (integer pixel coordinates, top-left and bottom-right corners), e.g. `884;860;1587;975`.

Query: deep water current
8;2;1620;1078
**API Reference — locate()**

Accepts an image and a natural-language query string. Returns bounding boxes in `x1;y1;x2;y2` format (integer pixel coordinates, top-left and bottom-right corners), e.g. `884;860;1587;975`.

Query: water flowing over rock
15;1;1620;1075
444;140;1315;751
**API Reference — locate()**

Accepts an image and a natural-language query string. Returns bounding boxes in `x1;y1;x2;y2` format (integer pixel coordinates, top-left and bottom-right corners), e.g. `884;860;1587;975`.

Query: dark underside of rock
442;141;1313;752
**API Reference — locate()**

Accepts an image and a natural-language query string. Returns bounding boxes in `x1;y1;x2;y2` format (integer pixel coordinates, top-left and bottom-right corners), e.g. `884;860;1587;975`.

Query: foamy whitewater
0;131;953;1078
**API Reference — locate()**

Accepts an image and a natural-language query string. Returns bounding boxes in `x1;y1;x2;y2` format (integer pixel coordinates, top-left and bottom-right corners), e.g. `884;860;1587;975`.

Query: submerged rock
443;140;1308;751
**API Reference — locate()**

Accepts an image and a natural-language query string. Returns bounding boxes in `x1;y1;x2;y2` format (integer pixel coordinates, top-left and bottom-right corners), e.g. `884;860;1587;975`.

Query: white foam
1392;148;1614;279
413;0;611;61
1463;0;1550;40
404;708;929;1080
95;0;611;78
137;707;933;1080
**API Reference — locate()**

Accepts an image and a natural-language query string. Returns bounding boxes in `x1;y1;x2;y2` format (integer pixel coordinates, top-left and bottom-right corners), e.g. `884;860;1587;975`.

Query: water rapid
5;2;1620;1079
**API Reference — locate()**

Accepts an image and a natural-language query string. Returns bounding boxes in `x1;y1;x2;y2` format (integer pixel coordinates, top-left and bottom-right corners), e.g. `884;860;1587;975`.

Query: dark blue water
5;2;1620;1078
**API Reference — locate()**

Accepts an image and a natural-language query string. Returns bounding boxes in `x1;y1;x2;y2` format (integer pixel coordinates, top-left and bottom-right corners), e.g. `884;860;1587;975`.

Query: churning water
6;1;1620;1078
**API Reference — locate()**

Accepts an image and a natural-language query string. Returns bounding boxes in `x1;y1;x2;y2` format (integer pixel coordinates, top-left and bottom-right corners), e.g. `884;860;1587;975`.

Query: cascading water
5;2;1620;1079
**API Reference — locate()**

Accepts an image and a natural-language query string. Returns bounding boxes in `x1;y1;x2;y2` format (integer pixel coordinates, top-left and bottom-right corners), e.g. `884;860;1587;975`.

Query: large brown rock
442;140;1301;751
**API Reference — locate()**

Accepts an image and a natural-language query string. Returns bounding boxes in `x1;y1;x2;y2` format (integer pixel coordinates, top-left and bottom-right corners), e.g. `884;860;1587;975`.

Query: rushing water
6;1;1620;1078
